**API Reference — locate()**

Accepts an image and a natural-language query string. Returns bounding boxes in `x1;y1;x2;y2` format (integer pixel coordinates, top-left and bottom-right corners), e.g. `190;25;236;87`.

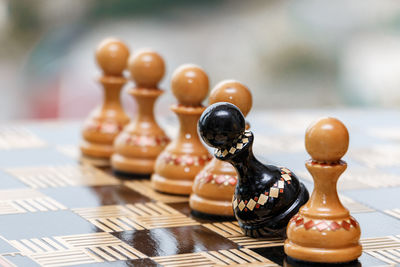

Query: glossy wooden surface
0;109;397;266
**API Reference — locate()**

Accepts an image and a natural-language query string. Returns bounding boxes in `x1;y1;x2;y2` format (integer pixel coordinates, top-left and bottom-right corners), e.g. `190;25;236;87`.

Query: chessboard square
229;147;236;154
128;207;198;230
0;126;46;150
250;246;284;265
124;180;187;204
112;225;238;257
0;147;73;168
29;248;100;266
0;170;28;189
2;254;40;267
77;258;159;266
353;212;400;238
0;210;100;240
344;187;400;211
6;164;120;189
358;252;389;267
0;236;19;255
40;185;150;209
27;122;81;146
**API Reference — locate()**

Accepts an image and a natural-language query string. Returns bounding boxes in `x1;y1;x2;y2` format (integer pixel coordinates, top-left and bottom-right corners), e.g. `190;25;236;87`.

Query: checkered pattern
216;131;252;157
233;168;292;212
0;110;398;267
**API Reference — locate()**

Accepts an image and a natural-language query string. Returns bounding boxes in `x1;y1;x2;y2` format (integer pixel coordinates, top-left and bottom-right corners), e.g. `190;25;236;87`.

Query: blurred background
1;0;400;121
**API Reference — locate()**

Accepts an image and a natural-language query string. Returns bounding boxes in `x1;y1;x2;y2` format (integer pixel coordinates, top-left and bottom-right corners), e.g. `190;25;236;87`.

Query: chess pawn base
152;150;212;195
111;89;169;176
112;154;156;176
190;159;237;217
284;256;361;267
284;162;362;263
151;149;211;196
284;241;362;264
80;140;114;167
80;155;110;167
112;168;150;179
152;173;194;195
151;105;211;196
80;76;130;166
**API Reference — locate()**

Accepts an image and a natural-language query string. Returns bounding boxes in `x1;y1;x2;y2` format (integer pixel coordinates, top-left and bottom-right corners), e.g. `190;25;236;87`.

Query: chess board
0;109;399;267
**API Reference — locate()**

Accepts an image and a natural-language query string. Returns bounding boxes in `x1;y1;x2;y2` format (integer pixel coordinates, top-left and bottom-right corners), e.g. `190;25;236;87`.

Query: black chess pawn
198;102;309;238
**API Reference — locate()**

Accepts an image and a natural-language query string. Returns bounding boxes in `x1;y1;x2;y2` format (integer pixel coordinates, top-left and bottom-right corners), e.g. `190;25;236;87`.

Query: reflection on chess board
0;110;398;266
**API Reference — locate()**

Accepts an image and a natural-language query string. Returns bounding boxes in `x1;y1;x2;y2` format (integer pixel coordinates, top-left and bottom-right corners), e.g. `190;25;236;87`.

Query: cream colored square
236;143;243;149
278;180;284;189
281;168;290;173
222;150;228;157
238;201;245;211
270;188;279;198
242;138;249;143
229;147;236;154
257;194;268;205
281;174;291;181
247;199;256;211
233;199;238;209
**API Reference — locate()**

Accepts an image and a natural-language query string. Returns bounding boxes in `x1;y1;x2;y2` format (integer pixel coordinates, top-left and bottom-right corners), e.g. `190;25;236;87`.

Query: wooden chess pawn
284;117;362;263
111;49;170;176
151;64;212;195
198;103;309;237
190;80;252;217
80;38;130;166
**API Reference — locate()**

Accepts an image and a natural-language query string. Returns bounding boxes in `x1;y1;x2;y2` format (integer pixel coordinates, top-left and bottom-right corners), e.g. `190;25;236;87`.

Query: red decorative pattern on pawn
233;167;293;212
85;121;124;134
125;135;170;147
198;171;238;186
291;214;358;232
163;153;212;167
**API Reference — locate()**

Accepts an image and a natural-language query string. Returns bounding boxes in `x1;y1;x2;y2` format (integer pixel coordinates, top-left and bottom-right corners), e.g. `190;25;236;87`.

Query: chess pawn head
129;49;165;88
96;38;130;76
198;102;246;151
190;81;252;218
171;64;209;106
151;64;211;195
284;117;361;263
209;80;252;117
305;117;349;163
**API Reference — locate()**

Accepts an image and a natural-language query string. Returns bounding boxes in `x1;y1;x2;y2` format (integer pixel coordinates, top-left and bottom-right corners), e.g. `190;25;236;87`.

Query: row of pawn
80;38;362;264
80;37;251;217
